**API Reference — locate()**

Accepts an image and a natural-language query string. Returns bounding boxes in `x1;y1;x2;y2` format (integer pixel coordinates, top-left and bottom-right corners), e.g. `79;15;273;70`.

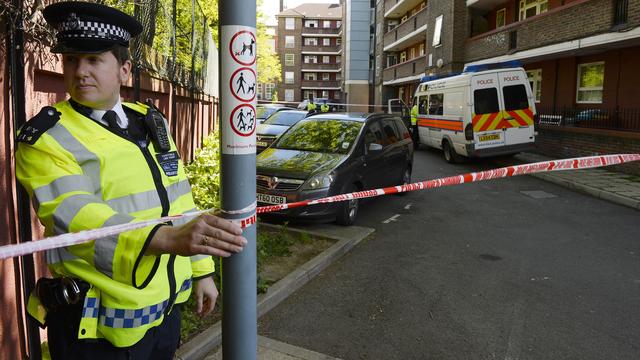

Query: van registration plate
479;133;501;142
256;141;268;147
257;193;286;205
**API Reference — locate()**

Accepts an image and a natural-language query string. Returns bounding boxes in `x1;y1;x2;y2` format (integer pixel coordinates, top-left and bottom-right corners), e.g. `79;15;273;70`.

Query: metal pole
7;0;41;358
219;0;257;358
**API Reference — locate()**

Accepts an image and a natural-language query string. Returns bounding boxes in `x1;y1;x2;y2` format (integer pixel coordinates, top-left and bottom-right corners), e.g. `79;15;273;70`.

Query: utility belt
36;277;90;311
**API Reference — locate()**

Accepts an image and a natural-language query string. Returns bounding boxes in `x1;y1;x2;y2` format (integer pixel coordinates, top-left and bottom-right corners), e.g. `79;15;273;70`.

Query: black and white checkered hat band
58;18;131;42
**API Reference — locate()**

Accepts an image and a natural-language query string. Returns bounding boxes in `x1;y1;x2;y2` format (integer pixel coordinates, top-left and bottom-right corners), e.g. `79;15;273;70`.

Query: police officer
410;99;419;148
320;102;330;113
306;98;317;114
15;2;246;359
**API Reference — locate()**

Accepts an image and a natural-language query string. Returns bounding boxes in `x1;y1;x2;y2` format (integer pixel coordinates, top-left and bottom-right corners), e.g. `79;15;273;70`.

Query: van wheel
443;141;462;164
396;167;411;196
336;184;359;226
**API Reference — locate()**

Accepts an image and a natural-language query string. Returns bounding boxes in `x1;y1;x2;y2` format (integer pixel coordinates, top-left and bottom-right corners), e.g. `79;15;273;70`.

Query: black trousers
46;302;182;360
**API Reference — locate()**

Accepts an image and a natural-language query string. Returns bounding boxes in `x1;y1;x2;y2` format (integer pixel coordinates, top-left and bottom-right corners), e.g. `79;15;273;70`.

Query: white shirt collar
91;99;129;129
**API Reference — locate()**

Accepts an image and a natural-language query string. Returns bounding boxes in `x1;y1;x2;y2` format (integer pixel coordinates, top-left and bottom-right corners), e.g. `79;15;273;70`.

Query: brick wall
535;127;640;175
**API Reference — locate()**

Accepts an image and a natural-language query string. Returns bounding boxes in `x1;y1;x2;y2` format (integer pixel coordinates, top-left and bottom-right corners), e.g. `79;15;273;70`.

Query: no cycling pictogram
230;67;257;102
229;30;256;66
230;103;256;137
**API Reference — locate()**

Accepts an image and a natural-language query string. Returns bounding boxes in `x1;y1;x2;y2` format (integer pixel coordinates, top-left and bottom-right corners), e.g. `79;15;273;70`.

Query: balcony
300;80;342;89
466;0;505;11
301;45;342;54
382;55;426;84
301;63;342;72
301;27;342;36
465;0;632;63
383;7;427;52
384;0;424;18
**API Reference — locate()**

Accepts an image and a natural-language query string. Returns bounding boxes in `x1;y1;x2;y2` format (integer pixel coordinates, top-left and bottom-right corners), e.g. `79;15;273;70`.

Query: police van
413;61;536;163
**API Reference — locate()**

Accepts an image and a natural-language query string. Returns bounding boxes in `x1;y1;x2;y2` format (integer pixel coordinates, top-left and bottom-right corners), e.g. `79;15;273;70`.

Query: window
257;84;263;99
336;38;341;46
433;15;443;46
305;20;318;28
473;88;499;114
285;54;295;66
428;93;444;115
304;73;317;81
323;73;330;81
285;89;294;102
265;83;275;100
496;8;506;28
323;55;330;63
323;38;331;46
322;90;329;98
419;43;425;56
323;20;331;28
285;36;294;48
285;17;295;30
336;56;341;64
334;91;340;99
285;71;294;84
305;55;317;64
577;62;605;103
382;119;400;145
503;85;529;111
304;37;318;46
303;90;315;100
387;55;397;67
526;69;542;103
409;48;416;59
519;0;548;21
365;122;384;148
399;51;407;63
336;73;342;81
418;95;428;114
336;21;342;28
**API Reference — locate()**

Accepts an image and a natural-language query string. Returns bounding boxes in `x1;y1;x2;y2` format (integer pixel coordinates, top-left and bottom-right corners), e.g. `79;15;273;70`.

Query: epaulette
17;107;61;145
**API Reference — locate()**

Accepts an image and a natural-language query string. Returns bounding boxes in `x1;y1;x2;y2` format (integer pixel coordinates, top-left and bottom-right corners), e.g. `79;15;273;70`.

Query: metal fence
535;106;640;132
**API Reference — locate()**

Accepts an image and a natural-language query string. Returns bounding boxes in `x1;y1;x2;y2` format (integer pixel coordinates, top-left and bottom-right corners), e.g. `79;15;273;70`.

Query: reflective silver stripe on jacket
106;180;192;214
33;175;94;211
53;194;106;234
94;213;135;277
190;254;210;262
46;246;78;265
46;124;101;195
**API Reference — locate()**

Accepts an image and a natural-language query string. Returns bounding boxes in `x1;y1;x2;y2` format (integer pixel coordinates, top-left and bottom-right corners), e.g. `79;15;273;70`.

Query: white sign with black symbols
221;25;257;155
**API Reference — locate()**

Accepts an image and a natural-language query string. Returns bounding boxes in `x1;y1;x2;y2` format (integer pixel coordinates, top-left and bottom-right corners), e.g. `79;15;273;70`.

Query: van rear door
470;72;505;150
497;69;535;146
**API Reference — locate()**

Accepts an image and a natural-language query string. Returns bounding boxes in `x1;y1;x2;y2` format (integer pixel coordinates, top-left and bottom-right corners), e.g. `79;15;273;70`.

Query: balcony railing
301;45;341;53
382;55;426;82
384;0;424;18
300;63;342;71
301;27;342;36
383;7;427;51
301;80;341;88
465;0;619;63
535;106;640;132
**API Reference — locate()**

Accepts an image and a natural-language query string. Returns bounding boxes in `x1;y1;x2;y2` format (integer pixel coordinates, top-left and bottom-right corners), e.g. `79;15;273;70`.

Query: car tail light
464;123;473;140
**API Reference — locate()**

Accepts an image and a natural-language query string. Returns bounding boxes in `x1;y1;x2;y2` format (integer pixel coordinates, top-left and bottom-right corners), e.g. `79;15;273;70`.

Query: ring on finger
201;235;211;246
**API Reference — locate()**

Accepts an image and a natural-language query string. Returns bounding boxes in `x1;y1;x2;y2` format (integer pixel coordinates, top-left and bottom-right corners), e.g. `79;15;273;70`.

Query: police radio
143;102;171;152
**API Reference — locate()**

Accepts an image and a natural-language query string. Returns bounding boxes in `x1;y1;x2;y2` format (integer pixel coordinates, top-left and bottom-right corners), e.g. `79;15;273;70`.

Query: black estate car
256;113;414;225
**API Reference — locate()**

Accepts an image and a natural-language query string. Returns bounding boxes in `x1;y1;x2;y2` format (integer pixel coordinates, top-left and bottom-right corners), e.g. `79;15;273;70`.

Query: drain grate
520;190;558;199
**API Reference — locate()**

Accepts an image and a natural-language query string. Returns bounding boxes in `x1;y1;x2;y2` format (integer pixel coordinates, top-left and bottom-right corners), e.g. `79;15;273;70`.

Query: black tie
103;110;127;136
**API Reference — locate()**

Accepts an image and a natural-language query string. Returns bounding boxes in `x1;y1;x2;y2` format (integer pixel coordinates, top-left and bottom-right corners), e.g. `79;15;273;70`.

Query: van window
474;88;499;114
503;84;529;111
418;96;428;114
428;93;444;115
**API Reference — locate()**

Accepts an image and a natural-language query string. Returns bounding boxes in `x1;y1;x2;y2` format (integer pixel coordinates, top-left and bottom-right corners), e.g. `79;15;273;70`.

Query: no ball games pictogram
230;67;257;102
230;30;256;66
230;103;256;137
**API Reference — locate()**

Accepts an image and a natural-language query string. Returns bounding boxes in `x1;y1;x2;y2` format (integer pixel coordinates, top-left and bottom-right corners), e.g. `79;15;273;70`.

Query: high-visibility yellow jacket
307;102;316;111
16;100;214;347
410;104;418;126
320;103;330;112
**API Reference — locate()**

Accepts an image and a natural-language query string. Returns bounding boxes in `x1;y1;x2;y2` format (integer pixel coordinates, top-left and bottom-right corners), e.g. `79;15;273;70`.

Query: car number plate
257;193;286;205
256;141;268;147
479;133;501;142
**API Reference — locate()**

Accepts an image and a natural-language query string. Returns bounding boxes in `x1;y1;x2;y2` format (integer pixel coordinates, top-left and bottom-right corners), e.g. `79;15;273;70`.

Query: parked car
256;113;414;225
256;104;295;124
256;110;309;153
565;109;610;126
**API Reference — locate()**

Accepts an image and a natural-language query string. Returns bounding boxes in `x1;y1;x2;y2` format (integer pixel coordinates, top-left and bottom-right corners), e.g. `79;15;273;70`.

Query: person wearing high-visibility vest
15;2;247;359
307;99;317;114
320;103;330;113
410;100;419;148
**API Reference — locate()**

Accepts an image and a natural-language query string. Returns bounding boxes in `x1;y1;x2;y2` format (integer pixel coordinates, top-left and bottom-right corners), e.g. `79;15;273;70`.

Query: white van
413;61;536;163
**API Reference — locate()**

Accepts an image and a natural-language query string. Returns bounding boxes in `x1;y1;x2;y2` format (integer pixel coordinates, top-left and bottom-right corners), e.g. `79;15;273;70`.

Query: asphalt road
258;148;640;360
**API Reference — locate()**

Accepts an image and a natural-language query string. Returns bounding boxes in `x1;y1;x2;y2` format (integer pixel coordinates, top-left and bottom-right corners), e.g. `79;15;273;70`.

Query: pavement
175;151;640;360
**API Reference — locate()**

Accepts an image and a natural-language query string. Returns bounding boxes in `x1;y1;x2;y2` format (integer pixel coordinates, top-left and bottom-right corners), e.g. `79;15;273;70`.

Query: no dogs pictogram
230;103;256;137
229;30;256;66
230;67;257;102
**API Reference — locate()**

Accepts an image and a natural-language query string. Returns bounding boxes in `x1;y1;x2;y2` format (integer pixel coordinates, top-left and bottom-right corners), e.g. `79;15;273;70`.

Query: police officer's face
63;51;131;110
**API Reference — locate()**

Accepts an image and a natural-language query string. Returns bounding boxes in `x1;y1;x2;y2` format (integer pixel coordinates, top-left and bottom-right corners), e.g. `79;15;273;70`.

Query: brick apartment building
276;3;344;104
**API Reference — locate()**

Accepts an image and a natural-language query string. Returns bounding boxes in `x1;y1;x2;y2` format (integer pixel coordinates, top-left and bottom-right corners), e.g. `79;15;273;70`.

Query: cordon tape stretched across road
1;154;638;260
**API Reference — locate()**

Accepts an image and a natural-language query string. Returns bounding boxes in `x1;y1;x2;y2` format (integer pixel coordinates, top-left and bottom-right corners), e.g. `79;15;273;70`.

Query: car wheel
443;141;462;164
396;166;411;196
335;185;359;226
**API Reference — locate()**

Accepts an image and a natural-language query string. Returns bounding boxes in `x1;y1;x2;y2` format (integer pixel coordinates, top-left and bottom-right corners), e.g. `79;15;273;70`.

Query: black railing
534;106;640;132
614;0;628;27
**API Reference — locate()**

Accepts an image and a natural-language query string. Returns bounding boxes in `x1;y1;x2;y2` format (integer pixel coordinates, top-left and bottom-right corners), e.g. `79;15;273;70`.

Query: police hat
43;1;142;54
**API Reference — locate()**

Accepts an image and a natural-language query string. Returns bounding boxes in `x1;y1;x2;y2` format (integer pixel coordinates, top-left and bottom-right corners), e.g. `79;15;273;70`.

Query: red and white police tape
1;154;638;260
